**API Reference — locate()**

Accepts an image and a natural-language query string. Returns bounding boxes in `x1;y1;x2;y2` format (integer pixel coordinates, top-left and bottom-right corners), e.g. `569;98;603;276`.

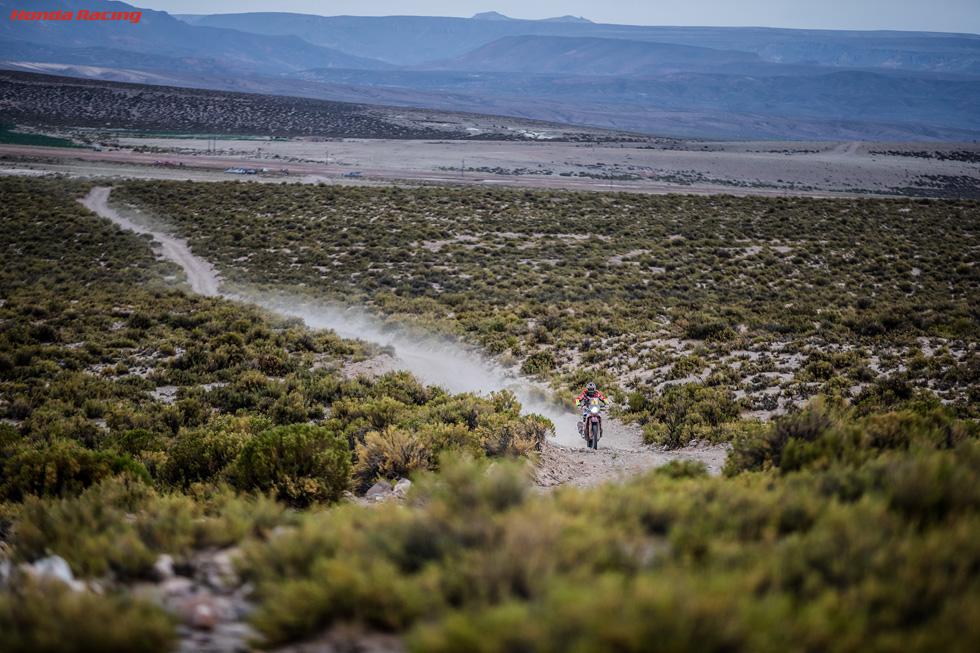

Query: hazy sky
137;1;980;34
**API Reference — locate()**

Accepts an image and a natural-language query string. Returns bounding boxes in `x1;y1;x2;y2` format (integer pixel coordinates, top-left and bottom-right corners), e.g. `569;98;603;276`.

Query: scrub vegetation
1;175;979;650
0;177;549;648
111;181;980;425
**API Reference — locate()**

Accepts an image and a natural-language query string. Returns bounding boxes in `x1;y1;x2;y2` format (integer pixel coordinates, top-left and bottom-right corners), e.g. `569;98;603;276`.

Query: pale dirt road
78;186;222;296
537;418;729;489
78;185;730;487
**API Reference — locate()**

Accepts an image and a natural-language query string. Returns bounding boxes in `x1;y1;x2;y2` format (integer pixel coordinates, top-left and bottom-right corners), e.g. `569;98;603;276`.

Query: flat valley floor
3;137;979;198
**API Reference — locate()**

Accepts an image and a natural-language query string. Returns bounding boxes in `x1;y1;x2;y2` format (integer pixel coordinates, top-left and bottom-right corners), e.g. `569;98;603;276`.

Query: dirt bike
577;397;603;450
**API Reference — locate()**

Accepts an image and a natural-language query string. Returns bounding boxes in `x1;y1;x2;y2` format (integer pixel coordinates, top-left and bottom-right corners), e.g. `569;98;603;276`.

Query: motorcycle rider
575;382;609;439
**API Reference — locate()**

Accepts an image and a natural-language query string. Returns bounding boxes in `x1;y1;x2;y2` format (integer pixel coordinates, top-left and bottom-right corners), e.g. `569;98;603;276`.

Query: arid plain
3;134;979;198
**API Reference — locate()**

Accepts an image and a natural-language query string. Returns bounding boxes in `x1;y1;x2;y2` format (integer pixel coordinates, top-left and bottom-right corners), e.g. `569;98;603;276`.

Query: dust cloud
244;294;584;446
81;186;584;446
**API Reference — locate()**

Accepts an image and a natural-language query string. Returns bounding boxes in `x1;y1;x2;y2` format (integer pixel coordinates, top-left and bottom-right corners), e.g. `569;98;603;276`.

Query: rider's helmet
586;382;596;392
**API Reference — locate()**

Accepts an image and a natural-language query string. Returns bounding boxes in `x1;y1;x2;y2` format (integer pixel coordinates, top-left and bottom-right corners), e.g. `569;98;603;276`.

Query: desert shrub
666;354;706;381
420;393;496;430
269;390;316;425
111;428;163;456
159;415;271;488
1;440;150;501
477;413;552;458
725;400;980;476
353;427;434;492
653;459;709;479
747;461;980;647
242;456;536;642
10;474;158;578
234;423;351;506
174;397;206;428
641;383;742;448
359;396;410;431
680;312;738;342
627;391;647;413
520;350;555;376
372;370;442;406
0;421;23;451
861;408;976;451
0;577;176;653
257;351;289;376
8;472;291;580
104;406;154;434
872;444;980;524
724;399;845;475
7;395;34;419
343;388;549;491
409;575;747;653
189;487;291;546
249;554;435;642
853;373;948;416
417;421;484;457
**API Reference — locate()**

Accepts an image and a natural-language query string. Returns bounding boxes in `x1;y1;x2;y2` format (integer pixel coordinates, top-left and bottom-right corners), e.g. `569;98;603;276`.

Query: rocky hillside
0;70;645;141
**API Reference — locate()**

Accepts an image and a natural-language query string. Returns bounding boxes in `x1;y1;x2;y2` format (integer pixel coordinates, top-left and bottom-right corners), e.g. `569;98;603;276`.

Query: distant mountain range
472;11;593;24
2;1;979;141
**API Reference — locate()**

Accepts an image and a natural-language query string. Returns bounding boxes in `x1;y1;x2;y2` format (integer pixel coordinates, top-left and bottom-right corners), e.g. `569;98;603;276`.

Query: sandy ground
7;137;980;197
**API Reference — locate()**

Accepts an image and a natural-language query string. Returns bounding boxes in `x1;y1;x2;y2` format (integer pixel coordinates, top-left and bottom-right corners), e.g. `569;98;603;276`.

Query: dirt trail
80;186;730;486
79;187;221;296
538;419;729;488
831;141;861;156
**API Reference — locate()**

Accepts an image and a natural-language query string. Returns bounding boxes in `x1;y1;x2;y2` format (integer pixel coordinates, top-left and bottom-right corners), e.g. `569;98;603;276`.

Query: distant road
5;141;979;199
0;143;850;198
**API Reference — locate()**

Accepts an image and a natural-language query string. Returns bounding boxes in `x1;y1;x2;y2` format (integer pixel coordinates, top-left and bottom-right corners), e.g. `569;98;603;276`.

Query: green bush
477;413;552;458
11;475;291;579
409;575;747;653
0;578;176;653
353;427;434;493
0;421;21;451
234;424;351;506
241;456;535;644
680;312;738;342
159;415;272;488
1;440;150;501
653;459;709;479
725;399;980;476
520;351;555;376
641;383;742;448
372;370;442;406
627;391;647;413
111;428;163;456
